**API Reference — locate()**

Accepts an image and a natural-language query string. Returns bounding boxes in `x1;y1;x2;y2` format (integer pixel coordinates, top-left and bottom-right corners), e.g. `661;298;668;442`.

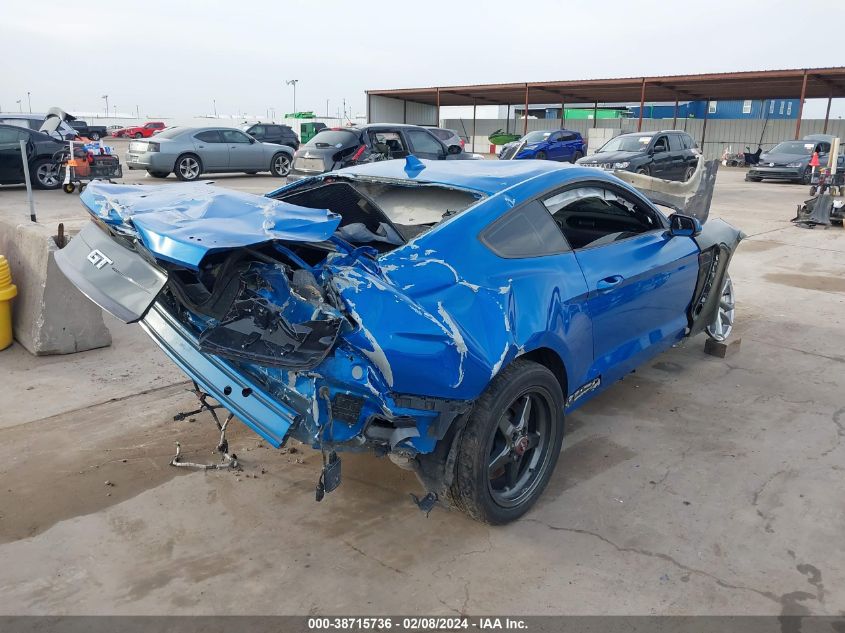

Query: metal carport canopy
367;67;845;106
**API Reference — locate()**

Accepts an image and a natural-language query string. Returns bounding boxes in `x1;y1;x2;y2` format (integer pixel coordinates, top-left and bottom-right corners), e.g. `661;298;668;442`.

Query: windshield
522;131;551;144
769;141;814;155
598;135;653;153
307;129;360;148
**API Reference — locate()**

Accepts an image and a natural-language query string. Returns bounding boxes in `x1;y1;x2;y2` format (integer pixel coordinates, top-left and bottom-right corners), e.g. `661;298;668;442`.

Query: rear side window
560;132;577;141
195;130;222;142
429;129;451;140
681;133;696;149
481;200;570;258
668;134;684;151
406;129;443;154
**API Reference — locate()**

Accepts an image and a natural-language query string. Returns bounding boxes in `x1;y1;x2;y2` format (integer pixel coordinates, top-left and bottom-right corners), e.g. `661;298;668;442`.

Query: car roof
329;157;589;195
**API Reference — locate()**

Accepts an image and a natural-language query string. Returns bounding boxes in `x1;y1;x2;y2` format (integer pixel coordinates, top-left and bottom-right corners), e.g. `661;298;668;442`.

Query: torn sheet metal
80;181;340;268
611;159;719;223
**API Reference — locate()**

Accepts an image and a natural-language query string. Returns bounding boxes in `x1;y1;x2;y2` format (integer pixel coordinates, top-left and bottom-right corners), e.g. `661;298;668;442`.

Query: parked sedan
425;126;464;153
0;123;63;189
115;121;166;139
746;135;834;184
56;158;741;524
125;127;294;180
499;129;586;162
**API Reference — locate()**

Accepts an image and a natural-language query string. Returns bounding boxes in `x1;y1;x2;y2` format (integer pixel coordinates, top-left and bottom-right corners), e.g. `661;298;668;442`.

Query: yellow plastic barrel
0;255;17;350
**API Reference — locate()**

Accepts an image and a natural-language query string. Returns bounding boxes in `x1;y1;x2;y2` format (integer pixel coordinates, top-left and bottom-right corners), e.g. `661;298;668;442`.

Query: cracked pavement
1;169;844;615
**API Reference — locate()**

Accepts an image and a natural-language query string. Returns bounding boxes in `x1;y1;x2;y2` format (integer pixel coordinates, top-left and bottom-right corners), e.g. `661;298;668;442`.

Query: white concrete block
0;217;111;355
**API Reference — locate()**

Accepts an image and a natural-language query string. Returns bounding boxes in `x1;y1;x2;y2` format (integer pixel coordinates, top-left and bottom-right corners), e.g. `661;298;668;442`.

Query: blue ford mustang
56;157;742;524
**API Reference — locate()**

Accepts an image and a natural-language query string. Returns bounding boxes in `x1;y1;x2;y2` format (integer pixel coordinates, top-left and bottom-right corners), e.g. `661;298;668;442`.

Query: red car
114;121;165;139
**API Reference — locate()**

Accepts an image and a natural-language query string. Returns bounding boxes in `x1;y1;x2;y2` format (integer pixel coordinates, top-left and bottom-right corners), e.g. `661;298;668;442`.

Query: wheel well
174;153;201;169
520;347;568;398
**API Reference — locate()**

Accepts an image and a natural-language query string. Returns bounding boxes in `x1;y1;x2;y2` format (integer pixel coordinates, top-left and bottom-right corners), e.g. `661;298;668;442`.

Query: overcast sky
2;0;843;119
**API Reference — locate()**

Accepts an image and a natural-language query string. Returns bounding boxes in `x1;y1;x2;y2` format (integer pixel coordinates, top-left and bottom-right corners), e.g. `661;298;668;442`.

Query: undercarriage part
410;492;439;517
315;387;342;501
169;382;240;471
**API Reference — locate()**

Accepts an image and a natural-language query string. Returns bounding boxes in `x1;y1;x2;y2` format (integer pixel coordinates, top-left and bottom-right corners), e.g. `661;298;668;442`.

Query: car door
0;127;27;182
560;132;582;162
666;133;687;179
221;129;263;170
545;131;563;160
192;130;229;171
541;183;699;385
404;128;447;160
649;135;672;178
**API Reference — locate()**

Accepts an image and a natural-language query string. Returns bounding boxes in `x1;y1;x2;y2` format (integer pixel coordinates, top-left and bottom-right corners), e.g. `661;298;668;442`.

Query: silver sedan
125;126;294;181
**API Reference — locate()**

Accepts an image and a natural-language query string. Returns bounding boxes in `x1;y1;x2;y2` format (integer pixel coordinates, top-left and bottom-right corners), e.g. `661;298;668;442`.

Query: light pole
101;94;109;117
27;92;31;113
213;99;217;117
136;105;140;119
286;79;299;116
16;99;22;113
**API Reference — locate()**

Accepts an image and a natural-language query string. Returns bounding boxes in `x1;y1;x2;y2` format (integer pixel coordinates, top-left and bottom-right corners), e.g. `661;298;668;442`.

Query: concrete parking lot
0;164;843;616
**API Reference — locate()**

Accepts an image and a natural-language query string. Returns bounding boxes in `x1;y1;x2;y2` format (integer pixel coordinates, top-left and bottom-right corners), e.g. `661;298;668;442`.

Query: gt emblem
87;249;113;270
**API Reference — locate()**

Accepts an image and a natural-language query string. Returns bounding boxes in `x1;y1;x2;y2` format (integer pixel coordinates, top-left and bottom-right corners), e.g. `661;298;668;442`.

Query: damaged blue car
55;157;742;524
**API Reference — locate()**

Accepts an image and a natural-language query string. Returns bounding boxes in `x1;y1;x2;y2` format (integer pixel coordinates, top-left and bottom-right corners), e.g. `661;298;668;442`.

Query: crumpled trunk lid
79;181;341;269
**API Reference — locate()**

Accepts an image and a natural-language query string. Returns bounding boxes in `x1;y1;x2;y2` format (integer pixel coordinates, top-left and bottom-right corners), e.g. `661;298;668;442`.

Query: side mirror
447;145;462;155
249;137;256;144
669;213;702;237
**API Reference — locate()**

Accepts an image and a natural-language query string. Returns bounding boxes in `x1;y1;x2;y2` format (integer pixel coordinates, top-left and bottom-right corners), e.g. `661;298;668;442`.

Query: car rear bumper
126;153;172;171
141;301;307;447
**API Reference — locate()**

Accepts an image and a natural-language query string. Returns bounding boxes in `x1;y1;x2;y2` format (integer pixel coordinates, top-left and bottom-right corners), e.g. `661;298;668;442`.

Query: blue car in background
55;157;742;524
499;129;587;162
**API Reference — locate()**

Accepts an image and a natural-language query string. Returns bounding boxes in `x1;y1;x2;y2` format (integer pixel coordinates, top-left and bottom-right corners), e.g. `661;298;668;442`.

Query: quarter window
542;186;659;250
481;200;570;258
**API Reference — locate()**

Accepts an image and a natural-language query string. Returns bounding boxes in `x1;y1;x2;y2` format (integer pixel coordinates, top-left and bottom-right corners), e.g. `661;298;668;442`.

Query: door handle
596;275;624;291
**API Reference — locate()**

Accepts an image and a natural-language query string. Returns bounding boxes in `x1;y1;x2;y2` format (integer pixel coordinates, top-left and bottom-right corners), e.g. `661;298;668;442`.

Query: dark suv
241;123;300;149
577;130;700;181
287;124;470;181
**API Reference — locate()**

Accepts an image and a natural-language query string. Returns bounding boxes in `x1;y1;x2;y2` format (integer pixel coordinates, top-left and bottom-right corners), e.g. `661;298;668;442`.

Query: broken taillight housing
146;142;160;152
350;145;366;162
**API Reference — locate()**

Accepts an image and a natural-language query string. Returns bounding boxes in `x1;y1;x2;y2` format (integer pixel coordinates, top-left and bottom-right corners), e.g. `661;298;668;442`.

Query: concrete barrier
0;217;111;355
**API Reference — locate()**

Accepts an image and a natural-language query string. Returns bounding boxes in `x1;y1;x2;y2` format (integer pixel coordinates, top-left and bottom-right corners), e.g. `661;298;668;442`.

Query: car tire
636;166;650;176
89;132;101;141
271;153;292;177
147;171;170;179
32;158;61;190
535;151;547;160
451;358;565;524
174;154;202;181
134;132;143;139
683;165;696;181
571;151;583;164
809;185;818;197
705;274;735;342
801;167;812;185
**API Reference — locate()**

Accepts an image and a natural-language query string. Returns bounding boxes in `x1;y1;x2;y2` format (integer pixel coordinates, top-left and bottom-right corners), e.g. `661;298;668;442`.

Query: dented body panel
57;158;742;465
